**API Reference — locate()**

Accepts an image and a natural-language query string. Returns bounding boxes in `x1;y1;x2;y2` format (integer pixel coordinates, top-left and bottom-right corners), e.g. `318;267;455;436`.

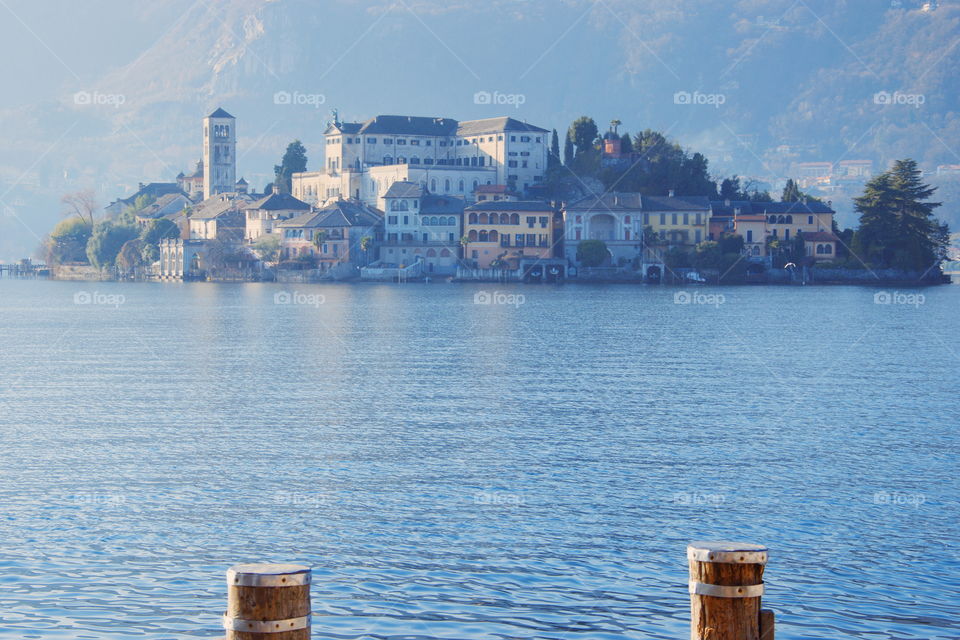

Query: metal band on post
223;614;312;633
689;581;765;598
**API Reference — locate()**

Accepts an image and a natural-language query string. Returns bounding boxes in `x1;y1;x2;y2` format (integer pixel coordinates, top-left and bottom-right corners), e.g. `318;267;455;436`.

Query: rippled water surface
0;279;957;639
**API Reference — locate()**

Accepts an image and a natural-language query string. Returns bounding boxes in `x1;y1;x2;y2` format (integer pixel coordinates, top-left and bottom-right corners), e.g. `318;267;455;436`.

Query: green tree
119;194;155;225
273;140;308;194
47;217;93;265
140;218;180;245
620;132;633;154
86;221;139;269
563;136;574;166
781;179;802;202
852;159;947;271
576;239;608;267
116;238;144;273
252;234;281;263
719;176;744;200
549;129;561;169
569;116;599;156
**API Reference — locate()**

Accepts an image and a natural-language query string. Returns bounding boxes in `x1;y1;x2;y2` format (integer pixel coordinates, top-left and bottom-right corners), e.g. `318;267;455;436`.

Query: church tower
203;107;236;199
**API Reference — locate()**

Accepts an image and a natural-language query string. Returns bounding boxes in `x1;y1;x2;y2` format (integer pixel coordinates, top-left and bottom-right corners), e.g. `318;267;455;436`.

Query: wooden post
223;563;311;640
688;541;768;640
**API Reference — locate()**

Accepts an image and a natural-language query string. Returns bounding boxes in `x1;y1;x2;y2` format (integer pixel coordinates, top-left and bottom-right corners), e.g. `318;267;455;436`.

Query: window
410;140;419;146
510;136;516;142
508;160;518;168
695;213;702;225
515;234;525;246
746;230;753;242
384;138;393;144
498;135;503;141
521;136;530;142
458;180;464;192
510;213;519;225
683;213;689;225
660;214;666;225
410;156;420;164
808;215;814;224
526;216;535;228
695;230;702;243
403;216;409;225
431;179;436;191
367;137;377;144
388;216;398;225
526;233;536;246
426;140;432;146
539;216;548;228
445;179;451;191
397;139;407;145
383;155;393;164
469;213;478;223
672;213;678;225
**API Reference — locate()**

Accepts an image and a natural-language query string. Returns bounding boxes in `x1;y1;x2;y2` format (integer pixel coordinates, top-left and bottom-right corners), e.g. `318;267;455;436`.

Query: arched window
768;215;776;224
397;156;406;164
479;230;488;242
510;213;520;225
440;248;451;257
468;229;478;241
469;212;478;224
472;180;479;191
786;215;793;224
421;217;430;226
825;244;833;254
400;201;409;211
458;180;464;192
445;179;451;191
430;216;439;225
431;179;436;191
479;213;488;224
447;217;456;226
816;244;824;254
777;215;786;224
410;156;420;164
383;155;393;164
391;201;400;211
426;249;437;257
489;230;499;241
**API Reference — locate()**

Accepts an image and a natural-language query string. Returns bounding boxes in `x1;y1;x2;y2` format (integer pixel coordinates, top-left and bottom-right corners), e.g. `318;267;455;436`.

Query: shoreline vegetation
32;115;954;287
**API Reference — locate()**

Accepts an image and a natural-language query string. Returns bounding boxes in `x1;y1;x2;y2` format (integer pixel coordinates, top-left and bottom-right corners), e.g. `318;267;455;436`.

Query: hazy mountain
1;0;957;259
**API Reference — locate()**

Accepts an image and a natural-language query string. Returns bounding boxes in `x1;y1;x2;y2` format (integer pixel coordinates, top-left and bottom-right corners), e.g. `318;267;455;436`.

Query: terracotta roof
802;231;838;242
466;200;553;212
277;199;382;229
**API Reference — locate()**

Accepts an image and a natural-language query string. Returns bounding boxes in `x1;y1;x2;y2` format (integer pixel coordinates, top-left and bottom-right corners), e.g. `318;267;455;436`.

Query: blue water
0;279;957;639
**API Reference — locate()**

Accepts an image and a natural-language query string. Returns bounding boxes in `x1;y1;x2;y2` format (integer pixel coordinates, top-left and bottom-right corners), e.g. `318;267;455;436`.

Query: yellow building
463;201;555;268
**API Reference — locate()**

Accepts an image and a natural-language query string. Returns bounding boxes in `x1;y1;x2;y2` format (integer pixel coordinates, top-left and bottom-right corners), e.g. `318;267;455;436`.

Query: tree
576;239;608;267
569;116;599;156
312;230;328;251
274;140;308;194
781;179;802;202
620;132;633;154
548;129;561;169
719;176;744;200
47;217;92;265
563;136;574;167
116;238;144;274
852;158;947;271
86;221;139;269
61;190;97;226
140;218;180;245
119;194;155;225
252;234;281;263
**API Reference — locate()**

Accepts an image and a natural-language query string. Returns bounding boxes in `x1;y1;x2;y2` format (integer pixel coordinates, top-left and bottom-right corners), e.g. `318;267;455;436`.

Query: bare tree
61;190;98;226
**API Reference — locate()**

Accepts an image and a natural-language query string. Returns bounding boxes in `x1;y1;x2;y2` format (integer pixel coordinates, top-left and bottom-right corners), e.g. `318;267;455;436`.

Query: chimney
668;189;675;197
724;198;731;207
272;184;281;195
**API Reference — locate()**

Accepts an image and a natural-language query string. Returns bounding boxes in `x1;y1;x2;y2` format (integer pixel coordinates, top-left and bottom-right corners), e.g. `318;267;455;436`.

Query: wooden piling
688;541;768;640
222;563;311;640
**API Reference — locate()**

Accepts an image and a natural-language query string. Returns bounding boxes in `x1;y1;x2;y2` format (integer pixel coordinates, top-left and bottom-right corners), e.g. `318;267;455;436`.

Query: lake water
0;279;957;639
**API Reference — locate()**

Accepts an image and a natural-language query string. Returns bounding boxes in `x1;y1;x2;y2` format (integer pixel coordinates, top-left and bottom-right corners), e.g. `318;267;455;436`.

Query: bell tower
203;107;236;199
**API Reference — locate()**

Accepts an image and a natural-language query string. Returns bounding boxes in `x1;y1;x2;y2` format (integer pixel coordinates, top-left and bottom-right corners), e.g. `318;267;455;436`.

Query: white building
203;107;236;199
379;181;465;275
292;114;548;208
